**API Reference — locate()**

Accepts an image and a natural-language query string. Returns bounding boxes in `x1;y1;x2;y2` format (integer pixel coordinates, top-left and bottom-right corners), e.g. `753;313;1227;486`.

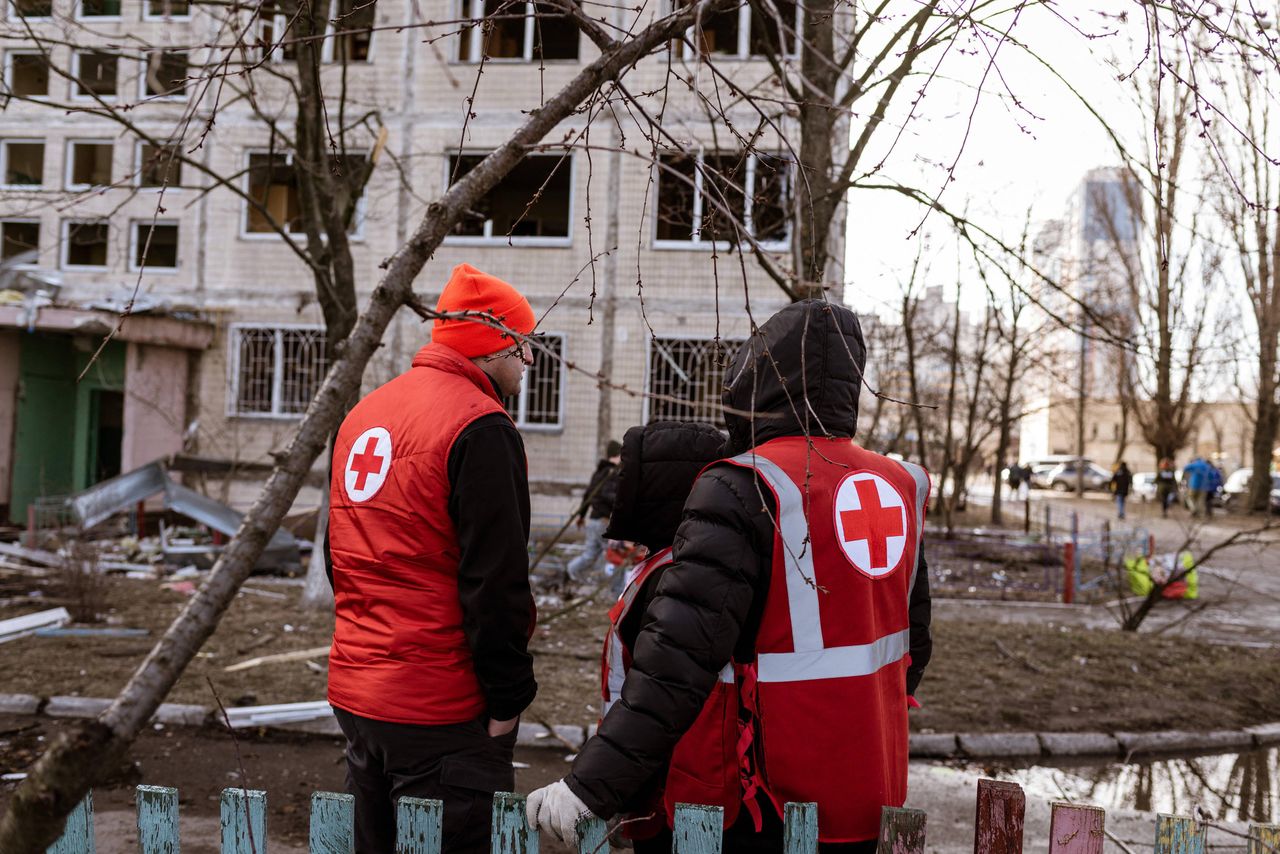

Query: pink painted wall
122;343;189;472
0;331;18;507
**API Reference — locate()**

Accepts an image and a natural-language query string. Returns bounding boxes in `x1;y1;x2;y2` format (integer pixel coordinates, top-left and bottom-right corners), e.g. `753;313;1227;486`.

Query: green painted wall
9;334;125;524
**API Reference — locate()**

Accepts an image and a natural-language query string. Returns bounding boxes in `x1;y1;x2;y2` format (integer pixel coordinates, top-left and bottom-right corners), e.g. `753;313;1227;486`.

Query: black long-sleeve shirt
446;412;537;722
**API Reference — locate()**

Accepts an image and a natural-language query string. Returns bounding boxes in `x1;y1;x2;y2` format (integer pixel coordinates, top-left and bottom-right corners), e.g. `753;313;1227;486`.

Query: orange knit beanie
432;263;535;358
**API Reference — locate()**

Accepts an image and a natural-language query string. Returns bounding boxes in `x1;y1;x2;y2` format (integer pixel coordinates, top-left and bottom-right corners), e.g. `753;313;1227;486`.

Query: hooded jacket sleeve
566;463;775;818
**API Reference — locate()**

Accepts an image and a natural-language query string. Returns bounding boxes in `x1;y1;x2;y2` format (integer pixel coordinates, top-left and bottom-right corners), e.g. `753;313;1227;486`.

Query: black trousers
633;799;879;854
333;707;517;854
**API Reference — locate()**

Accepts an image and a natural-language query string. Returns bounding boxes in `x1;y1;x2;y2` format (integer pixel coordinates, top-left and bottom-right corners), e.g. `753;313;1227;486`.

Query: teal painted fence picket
42;782;1280;854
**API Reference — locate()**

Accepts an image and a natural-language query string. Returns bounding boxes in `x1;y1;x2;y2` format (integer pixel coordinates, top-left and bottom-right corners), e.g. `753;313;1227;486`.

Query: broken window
6;52;50;97
674;0;798;59
131;221;179;270
144;0;189;17
331;0;375;62
9;0;51;17
503;334;564;427
244;151;367;235
68;141;113;188
78;0;121;16
2;140;44;186
449;152;572;241
647;337;743;425
63;220;109;268
143;51;189;98
137;143;182;188
245;152;301;233
1;220;39;263
457;0;579;61
655;150;790;246
74;51;119;98
231;326;330;417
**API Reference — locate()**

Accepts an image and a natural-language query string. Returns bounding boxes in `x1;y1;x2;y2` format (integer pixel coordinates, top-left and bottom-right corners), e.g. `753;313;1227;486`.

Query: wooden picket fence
43;778;1280;853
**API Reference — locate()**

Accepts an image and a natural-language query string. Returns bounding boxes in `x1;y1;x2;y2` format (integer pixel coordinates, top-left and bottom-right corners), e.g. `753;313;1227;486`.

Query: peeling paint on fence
490;792;537;854
220;788;267;854
673;803;723;854
1247;824;1280;854
878;806;926;854
783;802;817;854
1047;802;1104;854
136;785;179;854
1155;814;1207;854
973;779;1025;854
308;792;354;854
46;790;95;854
396;796;442;854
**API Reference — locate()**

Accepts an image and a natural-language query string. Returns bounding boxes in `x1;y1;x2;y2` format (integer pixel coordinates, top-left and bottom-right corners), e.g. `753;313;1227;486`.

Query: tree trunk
300;487;331;610
794;0;838;298
0;7;730;846
1248;361;1279;512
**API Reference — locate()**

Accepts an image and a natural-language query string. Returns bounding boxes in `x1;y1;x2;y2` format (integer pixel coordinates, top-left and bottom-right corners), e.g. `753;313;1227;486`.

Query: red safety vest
601;548;741;834
328;342;520;726
724;436;929;843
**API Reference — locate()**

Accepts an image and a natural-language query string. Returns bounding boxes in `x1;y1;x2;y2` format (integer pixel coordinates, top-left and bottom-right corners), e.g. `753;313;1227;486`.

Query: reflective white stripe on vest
896;460;929;598
730;451;825;653
757;628;908;683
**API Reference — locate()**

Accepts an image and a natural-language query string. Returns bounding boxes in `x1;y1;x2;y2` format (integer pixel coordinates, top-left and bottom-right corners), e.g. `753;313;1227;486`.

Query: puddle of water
968;748;1278;823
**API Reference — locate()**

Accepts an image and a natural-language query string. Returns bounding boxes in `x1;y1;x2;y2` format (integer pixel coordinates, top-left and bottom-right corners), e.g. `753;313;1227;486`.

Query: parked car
1132;472;1158;501
1222;468;1252;508
1045;461;1112;492
1023;456;1083;489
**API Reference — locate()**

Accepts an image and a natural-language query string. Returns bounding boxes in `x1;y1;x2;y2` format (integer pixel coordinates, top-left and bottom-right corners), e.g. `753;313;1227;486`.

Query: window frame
323;0;375;63
133;140;183;191
506;331;567;431
674;0;800;61
442;150;575;247
60;218;110;271
641;334;743;426
4;50;52;99
128;219;180;273
226;322;330;420
1;137;45;189
141;0;191;21
64;138;114;191
455;0;578;63
75;0;122;21
138;49;190;101
239;149;368;241
652;149;791;251
1;217;42;267
6;0;52;21
70;49;120;101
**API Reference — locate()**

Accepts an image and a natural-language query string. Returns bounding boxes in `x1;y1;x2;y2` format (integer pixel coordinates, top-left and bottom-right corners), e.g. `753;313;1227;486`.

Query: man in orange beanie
327;263;539;852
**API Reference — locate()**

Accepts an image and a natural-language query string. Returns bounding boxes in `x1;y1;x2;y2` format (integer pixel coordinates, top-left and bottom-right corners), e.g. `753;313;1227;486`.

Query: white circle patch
344;426;392;503
832;472;908;578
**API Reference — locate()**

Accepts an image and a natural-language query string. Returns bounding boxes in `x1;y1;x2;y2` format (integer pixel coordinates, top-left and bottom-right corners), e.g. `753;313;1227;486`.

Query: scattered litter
512;761;530;769
171;566;201;579
0;542;60;567
221;700;332;729
223;645;330;673
283;624;296;633
33;626;150;639
0;607;71;644
239;587;288;601
235;632;277;655
1;773;28;782
161;581;197;595
305;660;325;674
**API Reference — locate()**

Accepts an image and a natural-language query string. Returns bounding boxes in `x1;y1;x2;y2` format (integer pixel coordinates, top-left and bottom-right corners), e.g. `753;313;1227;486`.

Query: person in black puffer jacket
527;300;933;852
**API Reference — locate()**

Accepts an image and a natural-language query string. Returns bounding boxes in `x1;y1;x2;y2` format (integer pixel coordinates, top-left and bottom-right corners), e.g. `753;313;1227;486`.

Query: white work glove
526;778;592;847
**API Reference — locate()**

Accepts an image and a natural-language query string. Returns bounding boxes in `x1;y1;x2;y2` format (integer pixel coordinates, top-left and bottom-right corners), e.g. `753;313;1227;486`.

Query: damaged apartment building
0;0;842;528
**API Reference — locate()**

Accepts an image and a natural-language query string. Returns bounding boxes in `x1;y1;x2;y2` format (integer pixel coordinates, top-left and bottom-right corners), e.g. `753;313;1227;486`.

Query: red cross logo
344;426;392;502
833;472;908;577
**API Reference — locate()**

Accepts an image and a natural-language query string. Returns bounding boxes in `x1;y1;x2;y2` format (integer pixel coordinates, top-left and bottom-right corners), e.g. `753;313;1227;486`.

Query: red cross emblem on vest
832;472;908;578
344;426;392;503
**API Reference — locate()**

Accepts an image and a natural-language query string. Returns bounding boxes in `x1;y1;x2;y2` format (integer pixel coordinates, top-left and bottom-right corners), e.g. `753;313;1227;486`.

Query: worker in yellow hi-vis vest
1125;551;1198;599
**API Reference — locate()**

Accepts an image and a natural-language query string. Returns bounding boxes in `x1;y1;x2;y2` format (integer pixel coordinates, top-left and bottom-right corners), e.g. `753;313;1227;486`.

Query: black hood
722;299;866;455
604;421;727;551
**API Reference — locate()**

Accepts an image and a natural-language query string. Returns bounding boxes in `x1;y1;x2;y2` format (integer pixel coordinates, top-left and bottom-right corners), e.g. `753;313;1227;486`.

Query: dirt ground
2;570;1278;734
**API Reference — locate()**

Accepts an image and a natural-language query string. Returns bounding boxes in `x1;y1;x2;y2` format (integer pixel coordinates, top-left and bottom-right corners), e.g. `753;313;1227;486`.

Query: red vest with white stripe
601;548;741;832
328;343;514;725
724;436;929;843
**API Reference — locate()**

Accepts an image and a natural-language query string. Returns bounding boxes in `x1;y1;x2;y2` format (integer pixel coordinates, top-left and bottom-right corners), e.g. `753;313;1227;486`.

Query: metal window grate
233;326;328;417
648;337;741;425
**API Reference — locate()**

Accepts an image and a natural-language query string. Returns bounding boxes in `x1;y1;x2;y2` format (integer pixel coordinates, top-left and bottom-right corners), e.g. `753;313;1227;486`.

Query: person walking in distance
527;300;934;853
327;263;538;853
1111;462;1133;520
1156;458;1178;518
566;440;622;588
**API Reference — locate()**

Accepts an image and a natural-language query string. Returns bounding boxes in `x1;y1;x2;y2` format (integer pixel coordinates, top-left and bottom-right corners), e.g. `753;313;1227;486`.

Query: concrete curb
2;693;1276;760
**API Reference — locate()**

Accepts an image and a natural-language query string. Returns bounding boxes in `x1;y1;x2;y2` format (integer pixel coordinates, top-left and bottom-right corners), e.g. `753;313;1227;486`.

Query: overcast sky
842;3;1143;318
